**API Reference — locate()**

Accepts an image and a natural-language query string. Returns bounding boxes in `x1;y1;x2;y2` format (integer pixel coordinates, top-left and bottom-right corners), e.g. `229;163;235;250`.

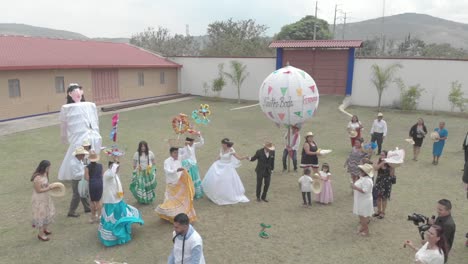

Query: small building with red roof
0;35;181;120
269;40;363;95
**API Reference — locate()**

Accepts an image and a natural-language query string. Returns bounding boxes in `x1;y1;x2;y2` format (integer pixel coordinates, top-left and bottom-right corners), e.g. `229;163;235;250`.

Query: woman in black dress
372;151;395;219
85;151;103;223
300;132;320;173
409;118;427;161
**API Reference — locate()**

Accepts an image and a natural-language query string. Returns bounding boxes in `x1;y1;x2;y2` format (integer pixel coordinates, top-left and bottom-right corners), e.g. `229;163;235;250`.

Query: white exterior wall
170;57;276;101
351;58;468;112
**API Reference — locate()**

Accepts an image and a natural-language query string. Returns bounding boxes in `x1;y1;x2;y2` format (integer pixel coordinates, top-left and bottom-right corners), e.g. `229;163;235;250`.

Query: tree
422;43;468;59
395;78;425;110
275;15;332;40
448;81;465;112
224;61;249;103
397;34;425;56
371;63;403;111
130;26;200;56
202;19;273;57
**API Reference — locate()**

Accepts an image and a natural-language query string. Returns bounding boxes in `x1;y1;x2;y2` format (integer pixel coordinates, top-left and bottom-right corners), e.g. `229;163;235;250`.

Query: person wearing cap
300;132;320;173
156;148;197;222
248;141;275;202
179;133;205;199
168;213;205;264
351;163;374;236
432;121;448;165
67;146;91;217
84;151;103;223
282;126;300;172
58;83;102;182
370;112;387;155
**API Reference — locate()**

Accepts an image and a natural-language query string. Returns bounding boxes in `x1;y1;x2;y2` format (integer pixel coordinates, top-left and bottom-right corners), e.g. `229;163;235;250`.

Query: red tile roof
0;35;181;70
269;40;363;48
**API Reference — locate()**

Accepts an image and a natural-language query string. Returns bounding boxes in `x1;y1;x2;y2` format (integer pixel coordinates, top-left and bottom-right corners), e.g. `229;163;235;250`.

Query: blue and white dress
98;164;144;247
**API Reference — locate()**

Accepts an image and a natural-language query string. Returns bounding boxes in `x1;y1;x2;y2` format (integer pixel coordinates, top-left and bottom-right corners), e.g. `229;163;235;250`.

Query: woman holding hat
301;132;320;173
345;139;369;183
347;115;363;148
409;118;427;161
31;160;55;241
130;141;157;204
351;163;374;236
372;151;395;219
432;121;448;165
202;138;250;205
85;151;103;223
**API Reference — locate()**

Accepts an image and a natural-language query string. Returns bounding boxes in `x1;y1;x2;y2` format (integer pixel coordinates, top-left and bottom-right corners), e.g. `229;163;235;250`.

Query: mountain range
1;13;467;50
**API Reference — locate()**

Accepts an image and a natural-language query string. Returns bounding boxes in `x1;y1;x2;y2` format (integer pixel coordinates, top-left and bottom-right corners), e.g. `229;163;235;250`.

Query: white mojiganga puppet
58;83;102;181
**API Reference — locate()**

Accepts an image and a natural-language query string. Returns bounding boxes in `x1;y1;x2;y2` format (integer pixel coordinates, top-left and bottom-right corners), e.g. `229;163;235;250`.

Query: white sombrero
48;182;66;197
430;131;440;142
348;130;358;138
311;174;323;194
405;138;415;145
384;148;405;168
318;149;332;155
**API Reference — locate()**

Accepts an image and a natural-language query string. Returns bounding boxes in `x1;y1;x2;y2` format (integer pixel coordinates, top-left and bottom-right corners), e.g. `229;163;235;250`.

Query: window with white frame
8;79;21;98
160;71;165;84
55;76;65;93
138;72;144;87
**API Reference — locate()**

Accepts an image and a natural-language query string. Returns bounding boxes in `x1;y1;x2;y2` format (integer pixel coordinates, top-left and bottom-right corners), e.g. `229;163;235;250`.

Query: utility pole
332;4;338;39
381;0;386;55
313;1;318;40
342;12;347;40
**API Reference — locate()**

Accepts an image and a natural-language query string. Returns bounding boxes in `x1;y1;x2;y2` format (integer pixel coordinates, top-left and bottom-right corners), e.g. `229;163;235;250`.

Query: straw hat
405;138;415;145
348;130;358;138
48;182;66;197
430;131;440;141
73;146;89;156
358;164;374;177
311;174;323;194
377;112;384;117
263;141;275;151
88;151;100;162
305;132;314;137
82;139;91;147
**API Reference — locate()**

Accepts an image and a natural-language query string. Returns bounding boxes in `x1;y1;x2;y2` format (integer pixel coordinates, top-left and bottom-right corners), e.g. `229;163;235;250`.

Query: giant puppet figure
58;83;102;181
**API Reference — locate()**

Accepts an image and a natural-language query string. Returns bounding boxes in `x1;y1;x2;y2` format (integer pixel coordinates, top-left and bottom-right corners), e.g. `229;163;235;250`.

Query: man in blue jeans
282;126;300;172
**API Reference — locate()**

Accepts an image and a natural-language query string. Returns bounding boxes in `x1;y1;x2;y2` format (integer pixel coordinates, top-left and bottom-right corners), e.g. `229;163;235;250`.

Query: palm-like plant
224;60;249;103
371;63;402;111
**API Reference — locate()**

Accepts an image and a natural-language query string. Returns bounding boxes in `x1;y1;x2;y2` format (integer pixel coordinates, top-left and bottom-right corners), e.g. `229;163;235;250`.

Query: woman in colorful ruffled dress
130;141;157;204
99;158;144;246
31;160;55;241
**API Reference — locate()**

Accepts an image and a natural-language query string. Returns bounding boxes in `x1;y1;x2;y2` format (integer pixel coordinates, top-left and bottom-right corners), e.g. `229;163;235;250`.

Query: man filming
428;199;456;252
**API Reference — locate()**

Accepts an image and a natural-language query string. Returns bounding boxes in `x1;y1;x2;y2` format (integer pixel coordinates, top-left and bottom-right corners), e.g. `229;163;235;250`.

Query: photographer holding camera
428;199;456;252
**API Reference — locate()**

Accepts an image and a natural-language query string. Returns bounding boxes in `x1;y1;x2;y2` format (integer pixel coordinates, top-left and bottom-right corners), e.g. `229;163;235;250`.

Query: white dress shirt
370;119;388;136
69;157;85;181
179;136;204;163
164;157;183;184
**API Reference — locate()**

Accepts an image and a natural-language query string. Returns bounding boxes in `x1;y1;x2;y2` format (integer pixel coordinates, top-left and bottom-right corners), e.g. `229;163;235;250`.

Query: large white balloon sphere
259;65;320;127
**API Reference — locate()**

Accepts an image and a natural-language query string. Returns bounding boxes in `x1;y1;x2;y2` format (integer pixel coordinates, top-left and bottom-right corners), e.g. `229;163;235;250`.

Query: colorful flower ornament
192;104;211;125
172;113;190;134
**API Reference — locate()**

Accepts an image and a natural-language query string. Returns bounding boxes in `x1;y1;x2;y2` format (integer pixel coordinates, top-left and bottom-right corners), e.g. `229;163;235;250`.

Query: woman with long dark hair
404;224;448;263
347;115;363;147
409;118;427;161
130;141;157;204
31;160;55;241
372;151;395;219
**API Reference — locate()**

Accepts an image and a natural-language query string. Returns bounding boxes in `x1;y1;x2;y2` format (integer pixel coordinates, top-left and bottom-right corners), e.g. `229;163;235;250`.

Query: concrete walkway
0;97;195;137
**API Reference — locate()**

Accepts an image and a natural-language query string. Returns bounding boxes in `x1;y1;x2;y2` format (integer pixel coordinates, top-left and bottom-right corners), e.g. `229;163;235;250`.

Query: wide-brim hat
348;130;358;138
430;131;440;141
263;141;275;151
305;132;314;137
358;164;374;177
89;152;100;162
73;146;89;156
48;182;66;197
311;180;323;194
405;138;415;145
377;112;384;117
82;139;91;147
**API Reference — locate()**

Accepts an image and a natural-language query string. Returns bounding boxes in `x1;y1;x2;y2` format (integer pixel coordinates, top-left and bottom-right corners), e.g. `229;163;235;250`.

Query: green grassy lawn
0;96;466;263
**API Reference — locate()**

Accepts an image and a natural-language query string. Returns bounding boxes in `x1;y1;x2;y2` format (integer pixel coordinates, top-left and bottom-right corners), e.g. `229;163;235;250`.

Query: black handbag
391;175;396;184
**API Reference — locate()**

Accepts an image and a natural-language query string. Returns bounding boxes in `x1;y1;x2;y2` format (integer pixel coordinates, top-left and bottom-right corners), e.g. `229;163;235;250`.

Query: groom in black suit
248;141;275;202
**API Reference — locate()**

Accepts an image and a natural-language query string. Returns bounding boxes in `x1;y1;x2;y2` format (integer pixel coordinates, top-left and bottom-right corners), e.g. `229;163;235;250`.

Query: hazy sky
1;0;467;38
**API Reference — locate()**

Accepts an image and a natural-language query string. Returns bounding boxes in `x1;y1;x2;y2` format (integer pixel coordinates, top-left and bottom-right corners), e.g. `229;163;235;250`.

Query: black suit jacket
463;132;468;150
250;149;275;175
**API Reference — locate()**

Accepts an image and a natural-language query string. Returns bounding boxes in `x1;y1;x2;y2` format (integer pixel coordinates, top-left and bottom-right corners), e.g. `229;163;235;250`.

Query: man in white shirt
156;148;197;223
168;213;205;264
67;146;91;217
370;112;387;155
282;126;300;172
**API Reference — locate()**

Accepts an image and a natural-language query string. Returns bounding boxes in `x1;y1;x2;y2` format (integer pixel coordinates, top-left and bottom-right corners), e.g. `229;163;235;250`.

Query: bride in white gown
202;138;250;205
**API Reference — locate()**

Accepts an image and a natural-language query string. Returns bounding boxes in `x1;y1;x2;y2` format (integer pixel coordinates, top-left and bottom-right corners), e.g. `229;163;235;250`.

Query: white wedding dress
201;148;249;205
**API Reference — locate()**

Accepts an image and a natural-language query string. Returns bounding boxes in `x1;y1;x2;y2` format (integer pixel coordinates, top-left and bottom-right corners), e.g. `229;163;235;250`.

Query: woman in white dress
202;138;249;205
351;163;374;236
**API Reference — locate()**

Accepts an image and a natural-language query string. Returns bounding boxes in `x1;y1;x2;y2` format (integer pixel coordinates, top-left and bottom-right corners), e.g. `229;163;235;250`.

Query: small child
298;168;313;207
316;163;333;204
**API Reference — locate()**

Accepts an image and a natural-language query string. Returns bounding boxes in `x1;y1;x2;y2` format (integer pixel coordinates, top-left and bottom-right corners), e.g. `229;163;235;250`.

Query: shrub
448;81;465;112
396;78;424;111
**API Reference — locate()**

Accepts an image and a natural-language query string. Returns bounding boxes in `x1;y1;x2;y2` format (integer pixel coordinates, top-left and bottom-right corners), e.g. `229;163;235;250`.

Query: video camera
407;213;435;240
